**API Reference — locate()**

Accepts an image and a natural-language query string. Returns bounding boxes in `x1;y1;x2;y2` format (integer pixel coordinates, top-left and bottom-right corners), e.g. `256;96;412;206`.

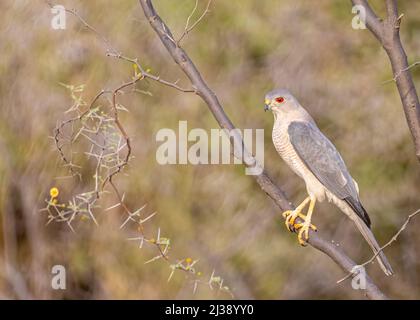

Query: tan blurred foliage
0;0;419;299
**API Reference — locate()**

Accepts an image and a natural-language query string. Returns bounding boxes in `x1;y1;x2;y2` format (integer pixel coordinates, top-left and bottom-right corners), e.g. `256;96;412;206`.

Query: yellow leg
282;196;311;232
296;196;316;246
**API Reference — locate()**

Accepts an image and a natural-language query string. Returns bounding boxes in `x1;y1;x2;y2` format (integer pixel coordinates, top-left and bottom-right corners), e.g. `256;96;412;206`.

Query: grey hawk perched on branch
264;88;393;276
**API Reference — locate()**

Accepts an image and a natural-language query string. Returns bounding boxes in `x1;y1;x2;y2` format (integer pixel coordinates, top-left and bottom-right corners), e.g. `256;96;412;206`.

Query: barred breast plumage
272;120;307;179
272;120;327;202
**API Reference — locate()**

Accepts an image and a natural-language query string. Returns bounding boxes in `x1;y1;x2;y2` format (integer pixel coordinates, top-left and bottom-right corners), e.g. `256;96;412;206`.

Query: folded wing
288;121;371;227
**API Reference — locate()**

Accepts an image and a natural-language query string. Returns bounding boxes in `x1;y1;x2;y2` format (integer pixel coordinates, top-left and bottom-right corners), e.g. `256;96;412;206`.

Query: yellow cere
265;98;271;105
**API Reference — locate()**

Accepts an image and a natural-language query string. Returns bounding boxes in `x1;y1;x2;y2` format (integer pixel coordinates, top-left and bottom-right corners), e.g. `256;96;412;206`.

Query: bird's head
264;89;299;115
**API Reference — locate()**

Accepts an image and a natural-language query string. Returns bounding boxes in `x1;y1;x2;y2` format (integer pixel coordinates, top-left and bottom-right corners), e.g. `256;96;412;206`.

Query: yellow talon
298;229;309;246
283;210;301;232
282;210;293;231
297;222;316;246
281;196;317;245
282;210;292;219
293;222;317;232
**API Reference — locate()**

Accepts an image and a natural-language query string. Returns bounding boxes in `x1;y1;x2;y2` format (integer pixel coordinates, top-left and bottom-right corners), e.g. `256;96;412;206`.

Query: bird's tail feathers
344;197;371;228
353;215;394;276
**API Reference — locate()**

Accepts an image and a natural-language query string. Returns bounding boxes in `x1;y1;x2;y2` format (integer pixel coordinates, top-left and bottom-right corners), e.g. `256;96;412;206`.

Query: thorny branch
44;2;232;297
46;1;119;55
351;0;420;162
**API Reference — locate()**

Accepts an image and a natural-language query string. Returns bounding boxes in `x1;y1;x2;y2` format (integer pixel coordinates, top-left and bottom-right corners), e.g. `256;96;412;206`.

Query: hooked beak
264;98;271;112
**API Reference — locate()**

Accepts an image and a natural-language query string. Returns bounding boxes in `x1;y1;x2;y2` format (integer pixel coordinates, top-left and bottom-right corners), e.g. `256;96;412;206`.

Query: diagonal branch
352;0;420;162
139;0;388;300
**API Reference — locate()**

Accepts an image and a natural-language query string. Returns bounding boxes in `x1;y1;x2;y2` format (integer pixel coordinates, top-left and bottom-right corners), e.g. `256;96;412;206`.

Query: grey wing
288;121;371;227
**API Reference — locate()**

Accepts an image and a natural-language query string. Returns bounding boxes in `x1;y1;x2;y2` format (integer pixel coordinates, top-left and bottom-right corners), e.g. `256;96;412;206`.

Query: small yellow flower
197;272;202;276
50;187;59;199
185;257;192;264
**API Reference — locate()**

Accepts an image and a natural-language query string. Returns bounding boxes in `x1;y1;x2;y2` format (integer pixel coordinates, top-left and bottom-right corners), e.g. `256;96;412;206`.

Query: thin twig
106;53;196;93
178;0;213;45
45;0;119;55
337;208;420;284
382;61;420;84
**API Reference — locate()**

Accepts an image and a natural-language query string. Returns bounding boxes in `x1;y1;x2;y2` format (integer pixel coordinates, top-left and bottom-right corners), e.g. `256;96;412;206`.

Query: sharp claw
299;241;308;247
289;215;298;226
285;217;294;232
288;221;317;232
298;228;308;246
282;207;317;237
298;233;308;246
295;223;317;231
294;223;303;229
296;221;315;245
281;196;316;245
282;210;296;232
282;210;292;219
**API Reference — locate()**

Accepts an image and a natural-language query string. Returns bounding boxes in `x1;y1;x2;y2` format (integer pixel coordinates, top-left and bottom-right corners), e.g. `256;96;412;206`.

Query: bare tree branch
139;0;389;300
352;0;420;162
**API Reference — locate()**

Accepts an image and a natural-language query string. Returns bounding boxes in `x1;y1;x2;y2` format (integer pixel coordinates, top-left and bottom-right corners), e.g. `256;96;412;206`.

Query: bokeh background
0;0;419;299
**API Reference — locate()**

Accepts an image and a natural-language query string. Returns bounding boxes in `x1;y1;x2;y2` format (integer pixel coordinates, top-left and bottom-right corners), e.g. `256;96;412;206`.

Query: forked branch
352;0;420;162
139;0;389;300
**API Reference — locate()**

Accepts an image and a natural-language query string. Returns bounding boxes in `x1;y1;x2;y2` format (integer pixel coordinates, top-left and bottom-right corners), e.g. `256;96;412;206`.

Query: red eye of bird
275;97;285;103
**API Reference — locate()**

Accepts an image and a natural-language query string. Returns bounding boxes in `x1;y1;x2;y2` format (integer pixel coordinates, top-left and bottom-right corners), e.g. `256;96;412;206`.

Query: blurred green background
0;0;419;299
